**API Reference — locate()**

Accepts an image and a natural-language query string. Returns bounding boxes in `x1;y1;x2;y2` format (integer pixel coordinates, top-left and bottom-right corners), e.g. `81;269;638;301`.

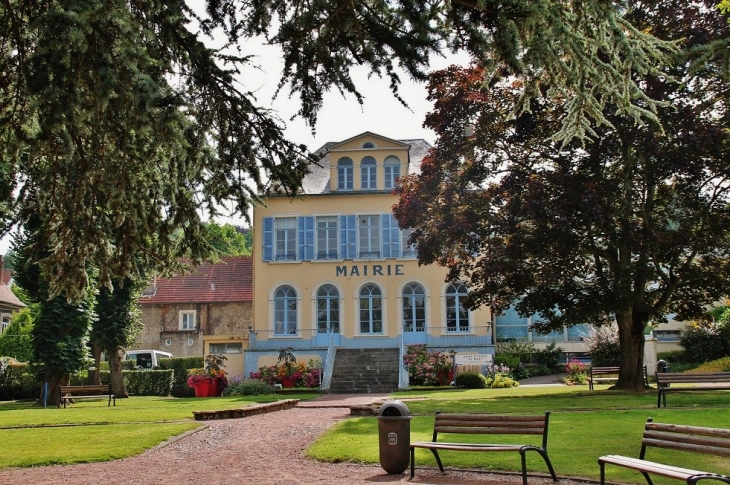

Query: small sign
455;354;493;365
388;432;398;445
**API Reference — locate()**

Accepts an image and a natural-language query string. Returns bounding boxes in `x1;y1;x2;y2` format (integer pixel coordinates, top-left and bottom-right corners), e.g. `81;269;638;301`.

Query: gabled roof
301;132;432;195
0;284;25;311
139;257;252;305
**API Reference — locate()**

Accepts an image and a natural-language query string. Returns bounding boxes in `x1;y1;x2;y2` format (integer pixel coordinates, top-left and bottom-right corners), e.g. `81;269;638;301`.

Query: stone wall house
135;256;252;378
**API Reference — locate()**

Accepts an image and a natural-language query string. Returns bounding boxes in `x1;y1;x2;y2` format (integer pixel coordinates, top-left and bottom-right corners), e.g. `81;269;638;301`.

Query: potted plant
186;354;229;397
277;347;297;388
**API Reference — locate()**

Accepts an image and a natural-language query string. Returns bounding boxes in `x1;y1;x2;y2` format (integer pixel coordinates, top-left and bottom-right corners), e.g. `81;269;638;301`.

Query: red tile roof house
135;256;253;378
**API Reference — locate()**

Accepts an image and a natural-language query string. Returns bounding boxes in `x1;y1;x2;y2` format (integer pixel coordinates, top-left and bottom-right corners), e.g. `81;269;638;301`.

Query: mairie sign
455;354;493;366
335;264;404;277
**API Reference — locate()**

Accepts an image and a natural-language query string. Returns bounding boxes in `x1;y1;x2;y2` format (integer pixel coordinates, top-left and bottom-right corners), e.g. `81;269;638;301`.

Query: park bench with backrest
598;418;730;484
58;384;115;408
588;366;648;390
656;372;730;408
409;411;557;485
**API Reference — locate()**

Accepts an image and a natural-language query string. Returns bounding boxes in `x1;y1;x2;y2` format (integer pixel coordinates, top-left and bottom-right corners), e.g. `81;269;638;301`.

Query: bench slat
599;455;702;480
648;423;730;439
411;442;524;452
436;413;546;423
436;426;544;435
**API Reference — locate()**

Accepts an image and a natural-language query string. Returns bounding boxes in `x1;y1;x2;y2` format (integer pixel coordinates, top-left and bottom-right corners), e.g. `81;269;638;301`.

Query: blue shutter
381;214;400;258
263;217;273;262
340;215;356;259
298;216;314;261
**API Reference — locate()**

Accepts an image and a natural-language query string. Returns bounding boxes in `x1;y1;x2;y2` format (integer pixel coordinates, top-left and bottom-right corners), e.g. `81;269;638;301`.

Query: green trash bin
377;400;411;474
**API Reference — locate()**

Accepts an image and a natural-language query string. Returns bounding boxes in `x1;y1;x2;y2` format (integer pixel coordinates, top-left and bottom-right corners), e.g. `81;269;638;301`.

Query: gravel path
0;394;601;485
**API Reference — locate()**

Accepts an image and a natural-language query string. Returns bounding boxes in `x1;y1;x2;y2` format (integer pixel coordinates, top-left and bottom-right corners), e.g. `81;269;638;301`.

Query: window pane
358;215;381;258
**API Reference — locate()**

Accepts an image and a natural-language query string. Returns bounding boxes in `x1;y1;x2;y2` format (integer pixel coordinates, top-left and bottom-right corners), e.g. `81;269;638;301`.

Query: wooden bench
598;418;730;484
58;384;115;408
409;411;557;485
588;366;648;390
656;372;730;408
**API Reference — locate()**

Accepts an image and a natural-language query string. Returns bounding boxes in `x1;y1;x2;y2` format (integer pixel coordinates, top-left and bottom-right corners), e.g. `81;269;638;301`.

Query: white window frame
316;216;339;260
179;310;196;331
361;156;377;190
209;342;243;353
358;214;381;259
274;285;298;335
274;217;297;261
445;283;470;332
359;283;383;334
401;228;417;259
337;158;354;190
384;156;401;190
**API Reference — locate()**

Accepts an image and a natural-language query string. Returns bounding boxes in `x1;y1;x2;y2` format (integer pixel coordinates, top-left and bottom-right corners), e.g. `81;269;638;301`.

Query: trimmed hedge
158;356;204;397
118;369;173;396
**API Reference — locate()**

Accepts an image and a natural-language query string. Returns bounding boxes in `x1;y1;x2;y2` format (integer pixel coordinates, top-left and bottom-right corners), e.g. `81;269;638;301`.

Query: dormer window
362;141;376;149
361;156;377;190
337;157;353;190
384;155;401;190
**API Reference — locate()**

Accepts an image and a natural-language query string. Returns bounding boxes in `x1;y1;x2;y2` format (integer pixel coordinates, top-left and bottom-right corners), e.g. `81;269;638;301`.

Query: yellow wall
252;134;492;341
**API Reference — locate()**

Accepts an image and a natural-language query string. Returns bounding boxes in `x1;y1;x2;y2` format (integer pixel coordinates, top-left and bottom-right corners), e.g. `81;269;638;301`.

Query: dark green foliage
0;361;39;401
223;379;275;396
455;372;488;389
0;1;678;300
158;356;204;397
589;342;622;367
204;222;252;257
118;370;174;397
533;343;563;373
92;278;144;356
0;309;33;362
679;325;730;363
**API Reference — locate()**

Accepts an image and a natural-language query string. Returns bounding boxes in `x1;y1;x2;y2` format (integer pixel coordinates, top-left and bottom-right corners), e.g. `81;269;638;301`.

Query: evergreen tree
0;1;676;300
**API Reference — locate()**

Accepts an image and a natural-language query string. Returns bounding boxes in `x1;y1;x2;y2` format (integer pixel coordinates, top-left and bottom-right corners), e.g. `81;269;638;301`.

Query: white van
123;350;173;369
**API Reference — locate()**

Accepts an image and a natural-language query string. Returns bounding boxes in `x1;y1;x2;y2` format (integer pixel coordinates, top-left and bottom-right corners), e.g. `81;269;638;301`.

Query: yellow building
248;132;494;391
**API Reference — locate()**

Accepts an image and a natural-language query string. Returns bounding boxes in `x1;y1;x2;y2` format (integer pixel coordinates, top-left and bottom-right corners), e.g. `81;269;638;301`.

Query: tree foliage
0;0;677;300
394;0;730;390
204;221;252;257
0;307;33;362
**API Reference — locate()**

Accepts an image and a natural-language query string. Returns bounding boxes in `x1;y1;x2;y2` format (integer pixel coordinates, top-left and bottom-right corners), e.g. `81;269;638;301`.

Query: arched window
337;158;353;190
316;284;340;334
362;141;376;149
274;285;297;335
446;283;469;332
359;284;383;333
361;156;377;190
384;155;401;190
402;283;426;332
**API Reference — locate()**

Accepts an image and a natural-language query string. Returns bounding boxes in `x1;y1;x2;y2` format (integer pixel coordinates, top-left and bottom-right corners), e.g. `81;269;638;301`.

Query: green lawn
307;387;730;485
0;394;316;468
1;387;729;484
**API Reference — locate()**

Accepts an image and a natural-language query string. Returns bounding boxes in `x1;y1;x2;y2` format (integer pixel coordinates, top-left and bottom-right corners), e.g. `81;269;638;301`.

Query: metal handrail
321;328;336;390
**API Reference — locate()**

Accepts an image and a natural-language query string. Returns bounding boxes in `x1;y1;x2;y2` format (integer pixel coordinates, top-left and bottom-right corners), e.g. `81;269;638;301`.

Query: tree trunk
109;349;129;398
615;310;647;390
38;374;69;407
89;342;102;385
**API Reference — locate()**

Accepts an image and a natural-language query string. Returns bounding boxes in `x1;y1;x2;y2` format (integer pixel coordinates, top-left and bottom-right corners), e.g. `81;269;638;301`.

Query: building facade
136;257;253;377
248;132;494;389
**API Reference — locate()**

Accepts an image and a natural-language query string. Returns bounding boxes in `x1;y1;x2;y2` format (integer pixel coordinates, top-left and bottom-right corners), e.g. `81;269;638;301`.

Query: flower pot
207;378;218;397
281;376;296;388
192;379;211;397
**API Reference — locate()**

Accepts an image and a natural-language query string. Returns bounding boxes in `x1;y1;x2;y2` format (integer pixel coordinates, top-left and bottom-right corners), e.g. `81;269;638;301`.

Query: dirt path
1;395;600;485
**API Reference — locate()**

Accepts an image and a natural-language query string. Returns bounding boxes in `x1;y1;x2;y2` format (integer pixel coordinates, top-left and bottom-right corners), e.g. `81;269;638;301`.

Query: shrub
584;324;621;366
563;359;588;385
533;343;564;373
455;372;488;389
679;323;730;364
121;369;174;396
224;378;276;396
0;359;40;400
403;344;453;386
689;357;730;373
485;373;519;388
158;356;204;397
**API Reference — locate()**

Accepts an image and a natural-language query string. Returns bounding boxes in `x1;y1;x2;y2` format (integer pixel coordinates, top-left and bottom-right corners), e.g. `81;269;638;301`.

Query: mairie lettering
335;264;404;277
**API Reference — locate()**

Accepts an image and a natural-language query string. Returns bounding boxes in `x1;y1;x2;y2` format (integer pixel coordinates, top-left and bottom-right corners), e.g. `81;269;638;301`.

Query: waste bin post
377;400;411;474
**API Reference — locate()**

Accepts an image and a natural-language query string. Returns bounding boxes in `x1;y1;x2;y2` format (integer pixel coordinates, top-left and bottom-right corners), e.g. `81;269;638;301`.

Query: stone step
328;348;400;393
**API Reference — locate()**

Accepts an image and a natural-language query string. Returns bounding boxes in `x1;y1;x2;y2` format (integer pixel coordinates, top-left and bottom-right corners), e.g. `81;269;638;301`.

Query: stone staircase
328;348;400;393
